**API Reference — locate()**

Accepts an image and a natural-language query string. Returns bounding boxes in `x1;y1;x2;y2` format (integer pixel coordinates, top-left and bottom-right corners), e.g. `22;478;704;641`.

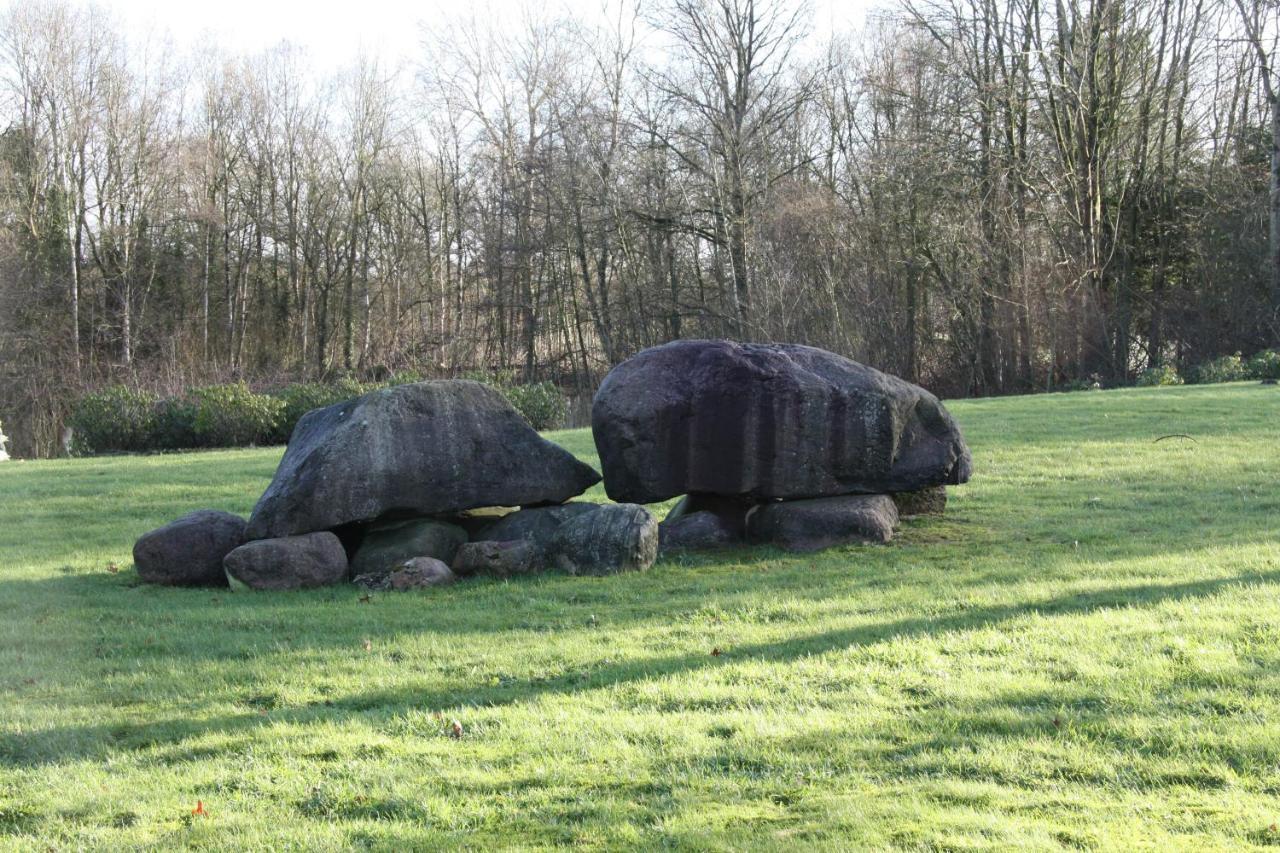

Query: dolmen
593;340;971;553
132;380;657;590
130;342;972;589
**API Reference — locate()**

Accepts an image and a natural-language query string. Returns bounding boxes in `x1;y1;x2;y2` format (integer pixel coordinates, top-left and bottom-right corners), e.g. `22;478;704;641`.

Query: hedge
68;374;569;455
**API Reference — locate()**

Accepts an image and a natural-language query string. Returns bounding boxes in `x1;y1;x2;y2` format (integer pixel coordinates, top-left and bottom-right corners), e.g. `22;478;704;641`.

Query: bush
1191;354;1246;385
1136;364;1183;387
1245;349;1280;380
192;383;285;447
271;379;371;442
1059;374;1103;393
68;386;158;454
384;370;424;387
502;381;567;430
150;396;201;450
459;371;566;430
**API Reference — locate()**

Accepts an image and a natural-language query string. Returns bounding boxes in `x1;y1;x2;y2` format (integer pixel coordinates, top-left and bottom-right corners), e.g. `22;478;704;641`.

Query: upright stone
659;511;740;554
480;502;600;555
747;495;899;552
224;531;349;590
549;503;658;575
350;518;468;576
592;340;971;504
133;509;246;587
452;540;539;578
246;381;601;539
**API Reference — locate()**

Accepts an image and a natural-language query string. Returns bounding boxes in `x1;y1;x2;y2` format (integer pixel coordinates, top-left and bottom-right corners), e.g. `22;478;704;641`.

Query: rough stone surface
390;557;455;589
451;540;539;577
549;503;658;575
133;510;245;587
350;518;467;576
747;494;899;552
592;340;971;504
480;503;600;554
223;531;349;590
891;486;947;517
659;510;740;553
247;380;601;539
352;572;392;591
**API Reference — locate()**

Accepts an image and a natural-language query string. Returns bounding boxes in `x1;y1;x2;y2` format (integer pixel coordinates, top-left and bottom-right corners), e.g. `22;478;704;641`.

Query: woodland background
1;0;1277;457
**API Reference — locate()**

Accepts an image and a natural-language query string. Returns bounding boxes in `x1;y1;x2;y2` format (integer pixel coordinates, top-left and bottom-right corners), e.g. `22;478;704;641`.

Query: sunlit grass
2;382;1279;848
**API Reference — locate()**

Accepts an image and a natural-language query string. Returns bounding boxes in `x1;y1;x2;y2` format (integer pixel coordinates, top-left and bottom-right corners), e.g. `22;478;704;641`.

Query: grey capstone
592;340;971;504
246;380;601;539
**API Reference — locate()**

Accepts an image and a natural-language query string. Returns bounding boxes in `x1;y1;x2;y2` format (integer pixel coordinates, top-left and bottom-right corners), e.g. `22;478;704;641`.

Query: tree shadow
5;567;1274;769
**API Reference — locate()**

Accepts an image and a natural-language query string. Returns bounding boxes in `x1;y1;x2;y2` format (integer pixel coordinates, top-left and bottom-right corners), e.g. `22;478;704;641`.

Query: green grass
3;382;1280;850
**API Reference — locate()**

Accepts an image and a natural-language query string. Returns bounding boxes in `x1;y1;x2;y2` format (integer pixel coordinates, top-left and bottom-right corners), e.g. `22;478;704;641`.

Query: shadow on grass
5;567;1275;769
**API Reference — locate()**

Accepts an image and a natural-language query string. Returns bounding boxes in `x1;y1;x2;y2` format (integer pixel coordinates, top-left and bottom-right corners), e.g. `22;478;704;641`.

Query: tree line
0;0;1275;457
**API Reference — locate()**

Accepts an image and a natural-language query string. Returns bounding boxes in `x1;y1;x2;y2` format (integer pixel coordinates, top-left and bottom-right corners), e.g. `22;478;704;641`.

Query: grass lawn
2;383;1280;850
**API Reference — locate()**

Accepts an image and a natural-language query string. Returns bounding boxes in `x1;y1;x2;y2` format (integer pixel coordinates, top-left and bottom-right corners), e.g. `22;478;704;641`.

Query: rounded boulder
133;510;246;587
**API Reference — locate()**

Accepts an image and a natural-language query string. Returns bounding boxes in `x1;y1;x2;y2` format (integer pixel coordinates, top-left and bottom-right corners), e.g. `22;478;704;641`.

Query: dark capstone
747;494;898;552
659;510;740;554
350;518;467;576
224;531;349;590
549;503;658;575
592;340;971;504
389;557;455;589
891;486;947;517
132;510;245;587
481;502;600;554
246;380;601;539
452;540;539;577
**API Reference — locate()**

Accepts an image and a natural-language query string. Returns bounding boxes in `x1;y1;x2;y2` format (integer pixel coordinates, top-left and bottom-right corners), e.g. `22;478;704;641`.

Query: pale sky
102;0;879;70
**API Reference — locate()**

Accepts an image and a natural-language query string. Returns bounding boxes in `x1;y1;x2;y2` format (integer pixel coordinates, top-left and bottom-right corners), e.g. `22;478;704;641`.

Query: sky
105;0;879;70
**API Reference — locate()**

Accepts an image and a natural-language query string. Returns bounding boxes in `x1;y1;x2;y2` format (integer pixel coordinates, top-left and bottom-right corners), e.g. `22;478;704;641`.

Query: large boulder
549;503;658;575
246;381;601;539
223;531;349;590
133;510;246;587
747;494;898;552
350;518;468;576
592;340;971;504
